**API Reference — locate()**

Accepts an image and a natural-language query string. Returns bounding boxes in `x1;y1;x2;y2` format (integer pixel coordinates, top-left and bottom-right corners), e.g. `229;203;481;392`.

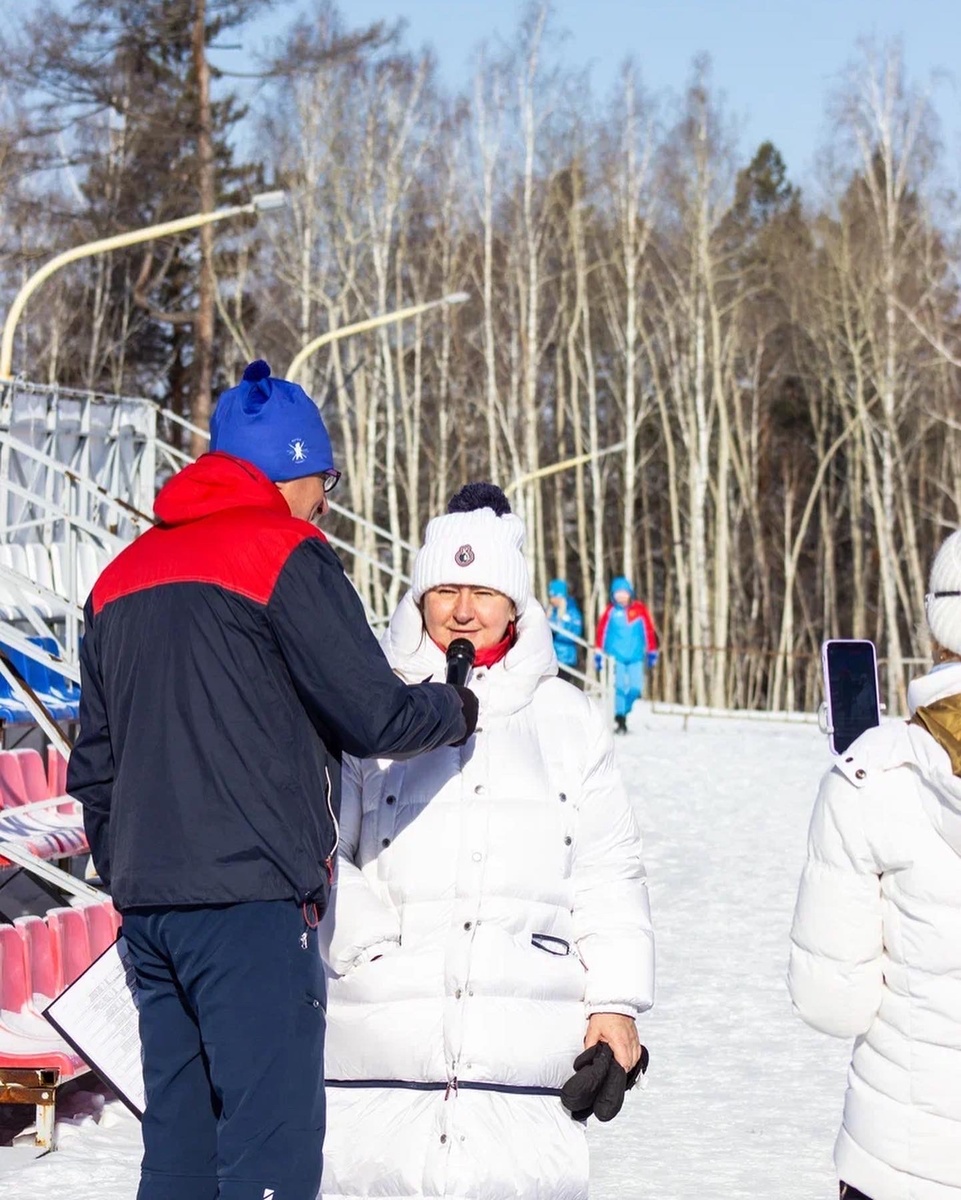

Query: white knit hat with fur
411;483;533;613
926;530;961;655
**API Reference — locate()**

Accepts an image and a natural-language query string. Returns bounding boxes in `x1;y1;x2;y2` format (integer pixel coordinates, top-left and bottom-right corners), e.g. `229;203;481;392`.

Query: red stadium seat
0;923;31;1016
11;749;49;804
0;923;70;1044
84;901;116;959
47;747;71;813
16;914;61;1004
46;907;91;988
0;752;29;808
0;925;88;1084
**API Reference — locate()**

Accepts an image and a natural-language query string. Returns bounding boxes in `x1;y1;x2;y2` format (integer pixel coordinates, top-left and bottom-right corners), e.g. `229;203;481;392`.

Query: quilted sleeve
572;701;655;1016
788;766;884;1038
319;756;401;975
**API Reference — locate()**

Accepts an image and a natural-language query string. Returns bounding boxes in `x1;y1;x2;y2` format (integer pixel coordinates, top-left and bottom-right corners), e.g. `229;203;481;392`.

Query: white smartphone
821;639;881;755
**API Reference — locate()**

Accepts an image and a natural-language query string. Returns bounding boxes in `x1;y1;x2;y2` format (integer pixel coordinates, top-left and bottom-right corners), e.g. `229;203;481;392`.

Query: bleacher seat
0;923;75;1048
46;907;91;989
0;543;30;588
0;924;64;1041
0;752;30;807
15;914;60;1007
0;922;86;1077
0;539;113;621
0;542;56;620
0;924;32;1024
82;901;117;959
46;747;67;797
78;542;109;602
11;749;48;805
24;543;66;619
0;637;80;722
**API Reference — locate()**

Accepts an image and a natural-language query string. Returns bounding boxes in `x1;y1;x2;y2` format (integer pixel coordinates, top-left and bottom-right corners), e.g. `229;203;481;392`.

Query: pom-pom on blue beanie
209;360;335;482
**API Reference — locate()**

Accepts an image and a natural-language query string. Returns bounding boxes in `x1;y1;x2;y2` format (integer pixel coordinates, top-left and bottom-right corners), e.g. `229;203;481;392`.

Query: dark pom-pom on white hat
447;482;512;517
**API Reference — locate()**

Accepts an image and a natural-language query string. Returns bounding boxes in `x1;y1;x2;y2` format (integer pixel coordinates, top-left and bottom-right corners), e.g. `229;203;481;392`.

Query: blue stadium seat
0;637;79;723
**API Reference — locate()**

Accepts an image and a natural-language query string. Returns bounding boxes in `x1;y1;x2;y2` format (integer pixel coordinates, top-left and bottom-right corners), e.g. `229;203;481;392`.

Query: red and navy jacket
67;453;467;911
595;600;659;662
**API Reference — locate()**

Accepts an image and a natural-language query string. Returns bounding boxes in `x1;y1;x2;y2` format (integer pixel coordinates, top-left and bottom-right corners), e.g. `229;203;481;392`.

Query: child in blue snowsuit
547;579;583;670
595;576;659;733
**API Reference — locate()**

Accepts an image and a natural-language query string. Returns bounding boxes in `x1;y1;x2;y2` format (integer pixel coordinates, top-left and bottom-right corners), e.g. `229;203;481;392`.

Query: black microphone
446;638;476;687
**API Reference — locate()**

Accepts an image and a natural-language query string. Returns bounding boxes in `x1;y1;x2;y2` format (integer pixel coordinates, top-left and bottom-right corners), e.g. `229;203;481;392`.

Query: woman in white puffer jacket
320;484;654;1200
789;529;961;1200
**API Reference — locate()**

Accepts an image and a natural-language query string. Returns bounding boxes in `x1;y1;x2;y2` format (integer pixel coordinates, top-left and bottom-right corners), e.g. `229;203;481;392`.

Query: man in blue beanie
68;361;478;1200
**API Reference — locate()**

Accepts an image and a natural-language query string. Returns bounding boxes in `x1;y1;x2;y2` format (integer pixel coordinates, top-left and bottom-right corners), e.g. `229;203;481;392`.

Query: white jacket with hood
789;661;961;1200
319;595;654;1200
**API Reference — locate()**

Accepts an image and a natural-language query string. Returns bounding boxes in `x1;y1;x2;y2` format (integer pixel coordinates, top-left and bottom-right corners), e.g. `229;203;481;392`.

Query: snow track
2;709;851;1198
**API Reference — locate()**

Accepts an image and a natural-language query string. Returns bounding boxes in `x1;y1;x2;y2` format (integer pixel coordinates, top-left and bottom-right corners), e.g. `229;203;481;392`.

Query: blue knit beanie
209;360;335;482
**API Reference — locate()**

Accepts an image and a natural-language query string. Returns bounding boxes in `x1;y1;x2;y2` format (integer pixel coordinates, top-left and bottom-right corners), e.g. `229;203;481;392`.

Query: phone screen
823;640;881;755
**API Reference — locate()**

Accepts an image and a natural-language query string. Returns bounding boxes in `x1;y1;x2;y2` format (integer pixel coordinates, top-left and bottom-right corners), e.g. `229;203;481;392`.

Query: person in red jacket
68;360;477;1200
594;576;659;733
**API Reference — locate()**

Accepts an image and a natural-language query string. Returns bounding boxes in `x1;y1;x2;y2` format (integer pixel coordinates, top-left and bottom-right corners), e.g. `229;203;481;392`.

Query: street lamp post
0;190;287;381
504;441;627;704
503;441;627;496
286;292;470;385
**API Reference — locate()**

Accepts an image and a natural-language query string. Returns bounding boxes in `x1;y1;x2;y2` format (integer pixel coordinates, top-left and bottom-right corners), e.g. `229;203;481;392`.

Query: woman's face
423;585;515;652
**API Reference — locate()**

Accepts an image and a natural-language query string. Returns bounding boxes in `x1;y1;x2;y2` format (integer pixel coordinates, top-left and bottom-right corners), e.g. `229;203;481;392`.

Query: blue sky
242;0;961;185
3;1;956;186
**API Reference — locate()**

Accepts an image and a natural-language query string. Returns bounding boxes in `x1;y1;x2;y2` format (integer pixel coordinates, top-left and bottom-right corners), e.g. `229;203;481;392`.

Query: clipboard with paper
43;934;145;1118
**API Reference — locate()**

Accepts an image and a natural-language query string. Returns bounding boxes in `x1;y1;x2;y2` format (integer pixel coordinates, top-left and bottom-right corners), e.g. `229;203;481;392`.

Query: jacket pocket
531;933;571;957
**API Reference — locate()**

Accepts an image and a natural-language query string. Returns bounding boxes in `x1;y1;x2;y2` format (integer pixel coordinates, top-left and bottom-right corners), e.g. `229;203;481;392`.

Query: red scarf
432;623;516;671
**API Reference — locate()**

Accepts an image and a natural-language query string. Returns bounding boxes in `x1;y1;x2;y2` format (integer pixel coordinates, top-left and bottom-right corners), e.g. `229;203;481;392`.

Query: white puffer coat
320;596;654;1200
789;662;961;1200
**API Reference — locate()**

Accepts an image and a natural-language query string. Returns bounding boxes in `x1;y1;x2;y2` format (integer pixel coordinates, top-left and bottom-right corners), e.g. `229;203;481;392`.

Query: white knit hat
926;530;961;655
411;484;533;613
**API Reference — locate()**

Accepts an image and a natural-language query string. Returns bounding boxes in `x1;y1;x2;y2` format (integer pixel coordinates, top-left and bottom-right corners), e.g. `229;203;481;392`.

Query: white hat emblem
455;544;475;567
288;438;308;463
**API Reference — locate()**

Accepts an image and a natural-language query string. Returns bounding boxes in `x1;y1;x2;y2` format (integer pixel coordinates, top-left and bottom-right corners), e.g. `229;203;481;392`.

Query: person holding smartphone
789;529;961;1200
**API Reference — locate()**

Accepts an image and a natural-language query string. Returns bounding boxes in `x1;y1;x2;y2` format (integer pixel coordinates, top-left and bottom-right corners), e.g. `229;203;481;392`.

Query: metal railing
0;378;413;743
546;627;615;713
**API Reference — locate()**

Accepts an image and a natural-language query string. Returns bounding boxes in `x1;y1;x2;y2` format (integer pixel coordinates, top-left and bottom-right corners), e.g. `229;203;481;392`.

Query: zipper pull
444;1077;458;1101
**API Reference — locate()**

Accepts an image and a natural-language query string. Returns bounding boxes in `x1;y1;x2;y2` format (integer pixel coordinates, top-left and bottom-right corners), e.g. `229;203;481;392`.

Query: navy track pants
123;900;326;1200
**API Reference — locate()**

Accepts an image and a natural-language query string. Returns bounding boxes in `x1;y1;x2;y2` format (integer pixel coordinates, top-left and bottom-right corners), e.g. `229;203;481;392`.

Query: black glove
451;685;478;746
560;1041;650;1123
560;1042;614;1122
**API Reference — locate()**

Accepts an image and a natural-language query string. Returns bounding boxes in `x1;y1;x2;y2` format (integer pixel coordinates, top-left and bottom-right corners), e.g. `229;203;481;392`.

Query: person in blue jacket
594;576;659;733
547;578;583;670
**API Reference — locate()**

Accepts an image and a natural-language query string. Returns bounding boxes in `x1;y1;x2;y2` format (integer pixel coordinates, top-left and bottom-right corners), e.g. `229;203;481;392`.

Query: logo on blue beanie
210;360;334;482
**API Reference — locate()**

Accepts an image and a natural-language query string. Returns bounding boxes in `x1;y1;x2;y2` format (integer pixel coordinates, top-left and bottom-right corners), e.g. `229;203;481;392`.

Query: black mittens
451;686;479;745
560;1041;650;1123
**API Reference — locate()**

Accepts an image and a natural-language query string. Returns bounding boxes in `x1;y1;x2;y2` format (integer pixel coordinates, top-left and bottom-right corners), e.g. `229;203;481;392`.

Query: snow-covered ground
1;708;850;1198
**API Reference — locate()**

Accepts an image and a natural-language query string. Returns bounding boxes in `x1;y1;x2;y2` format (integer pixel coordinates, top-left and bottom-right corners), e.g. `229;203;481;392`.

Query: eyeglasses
322;470;341;494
